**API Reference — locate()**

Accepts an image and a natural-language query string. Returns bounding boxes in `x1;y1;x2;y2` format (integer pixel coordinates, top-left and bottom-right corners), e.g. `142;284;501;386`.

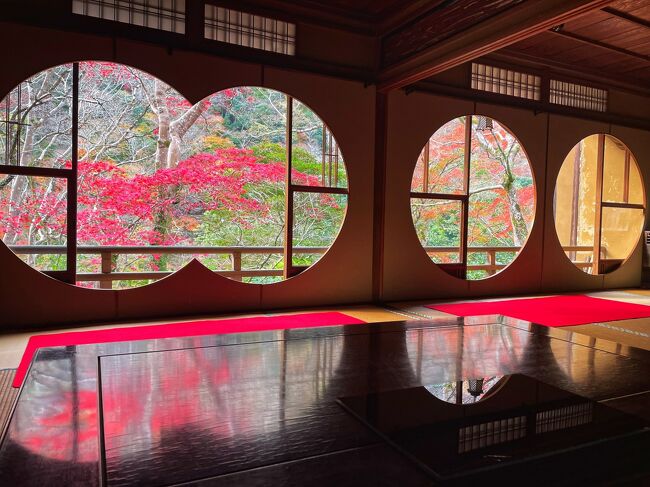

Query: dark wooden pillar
372;92;388;302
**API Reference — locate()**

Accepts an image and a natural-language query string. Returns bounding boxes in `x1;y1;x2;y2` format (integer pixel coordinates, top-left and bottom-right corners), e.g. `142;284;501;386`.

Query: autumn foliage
411;116;535;279
0;62;346;287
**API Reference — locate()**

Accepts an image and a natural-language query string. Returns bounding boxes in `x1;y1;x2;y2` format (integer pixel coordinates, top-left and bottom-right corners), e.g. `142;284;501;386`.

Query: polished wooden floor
1;315;649;486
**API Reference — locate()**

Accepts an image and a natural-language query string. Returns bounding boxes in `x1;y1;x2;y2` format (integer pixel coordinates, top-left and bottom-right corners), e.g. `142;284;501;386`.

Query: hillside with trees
0;62;346;287
0;63;535;286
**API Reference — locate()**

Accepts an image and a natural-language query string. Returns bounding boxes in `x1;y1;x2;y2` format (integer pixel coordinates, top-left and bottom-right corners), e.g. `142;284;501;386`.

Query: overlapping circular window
554;134;645;274
410;115;535;280
0;62;348;288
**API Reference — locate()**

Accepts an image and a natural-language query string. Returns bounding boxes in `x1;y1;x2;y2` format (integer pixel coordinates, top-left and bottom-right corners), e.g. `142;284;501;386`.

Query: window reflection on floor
10;335;345;463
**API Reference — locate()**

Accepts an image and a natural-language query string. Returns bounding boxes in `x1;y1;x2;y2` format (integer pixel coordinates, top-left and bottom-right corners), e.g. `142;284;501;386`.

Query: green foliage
252;142;285;165
1;69;350;288
423;211;460;247
292;147;321;175
24;254;66;272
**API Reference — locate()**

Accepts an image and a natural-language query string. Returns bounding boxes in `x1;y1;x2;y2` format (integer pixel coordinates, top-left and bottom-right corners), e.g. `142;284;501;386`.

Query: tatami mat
570;319;650;351
0;305;405;370
619;289;650;297
388;293;557;320
1;292;648;371
0;369;18;435
389;290;650;351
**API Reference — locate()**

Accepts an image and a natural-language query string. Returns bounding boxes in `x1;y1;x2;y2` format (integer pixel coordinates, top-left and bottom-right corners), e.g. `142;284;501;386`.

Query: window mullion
593;133;605;275
66;62;79;285
623;149;630;204
460;116;472;276
291;184;348;195
283;94;293;280
423;140;430;193
601;202;644;210
0;165;71;177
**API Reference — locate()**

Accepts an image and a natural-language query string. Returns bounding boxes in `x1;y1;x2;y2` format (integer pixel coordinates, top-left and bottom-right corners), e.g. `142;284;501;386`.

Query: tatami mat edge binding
0;369;18;435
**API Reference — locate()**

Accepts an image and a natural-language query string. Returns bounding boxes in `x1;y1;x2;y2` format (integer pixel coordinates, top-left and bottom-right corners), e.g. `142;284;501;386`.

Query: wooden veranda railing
424;245;601;276
8;244;601;287
9;245;329;288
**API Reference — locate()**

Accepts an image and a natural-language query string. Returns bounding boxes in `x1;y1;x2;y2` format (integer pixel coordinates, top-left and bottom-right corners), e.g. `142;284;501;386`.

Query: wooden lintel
410;80;650;133
377;0;615;93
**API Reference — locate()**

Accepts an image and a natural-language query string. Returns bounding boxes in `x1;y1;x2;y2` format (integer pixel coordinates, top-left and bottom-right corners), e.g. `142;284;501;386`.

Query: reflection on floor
390;289;650;351
338;374;649;484
570;320;650;350
0;310;649;486
0;305;404;370
2;291;649;371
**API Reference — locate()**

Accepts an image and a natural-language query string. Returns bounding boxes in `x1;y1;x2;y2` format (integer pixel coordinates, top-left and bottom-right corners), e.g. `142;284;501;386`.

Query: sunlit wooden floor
0;305;405;370
390;289;650;351
1;301;649;485
2;290;650;371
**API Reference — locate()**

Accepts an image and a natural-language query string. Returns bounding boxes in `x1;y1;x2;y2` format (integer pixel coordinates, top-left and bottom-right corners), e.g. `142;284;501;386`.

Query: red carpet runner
428;294;650;328
13;312;365;388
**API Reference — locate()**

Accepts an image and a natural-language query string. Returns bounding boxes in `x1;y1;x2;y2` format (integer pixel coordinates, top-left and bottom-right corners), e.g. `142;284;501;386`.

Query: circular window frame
409;113;537;281
552;133;646;276
0;62;351;290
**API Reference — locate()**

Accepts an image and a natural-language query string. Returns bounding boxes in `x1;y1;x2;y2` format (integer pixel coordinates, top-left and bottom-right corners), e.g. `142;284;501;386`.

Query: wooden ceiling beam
601;6;650;30
490;49;650;97
549;28;650;64
376;1;449;36
210;0;376;35
377;0;615;93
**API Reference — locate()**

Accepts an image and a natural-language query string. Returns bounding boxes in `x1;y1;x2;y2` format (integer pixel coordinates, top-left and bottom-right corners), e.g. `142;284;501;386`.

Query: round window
410;115;535;280
0;62;348;288
554;134;645;274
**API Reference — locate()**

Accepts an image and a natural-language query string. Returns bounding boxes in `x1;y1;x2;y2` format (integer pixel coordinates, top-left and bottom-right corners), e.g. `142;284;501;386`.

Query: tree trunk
504;178;529;247
149;81;207;270
167;101;206;167
474;129;530;247
150;80;173;270
153;80;171;170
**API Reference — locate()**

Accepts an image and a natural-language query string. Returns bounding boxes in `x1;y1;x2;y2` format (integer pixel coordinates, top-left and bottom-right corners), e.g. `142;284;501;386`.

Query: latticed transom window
204;5;296;55
72;0;186;34
550;80;607;112
471;63;541;101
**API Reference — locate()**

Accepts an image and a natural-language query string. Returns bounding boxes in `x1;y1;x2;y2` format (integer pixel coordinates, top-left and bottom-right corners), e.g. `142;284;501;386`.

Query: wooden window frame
410;116;473;280
1;72;349;285
467;61;610;114
0;62;78;285
470;62;542;101
549;79;608;113
283;94;349;279
590;134;644;275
